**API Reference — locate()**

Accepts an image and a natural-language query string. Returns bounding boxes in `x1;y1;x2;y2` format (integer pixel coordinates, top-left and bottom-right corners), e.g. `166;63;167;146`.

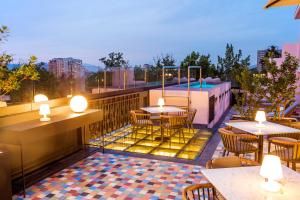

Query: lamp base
261;180;281;192
40;117;50;122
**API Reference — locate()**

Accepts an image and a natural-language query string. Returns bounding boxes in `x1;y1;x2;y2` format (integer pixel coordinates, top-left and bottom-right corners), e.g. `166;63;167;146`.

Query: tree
262;53;298;119
234;68;265;119
153;54;176;82
217;44;250;86
99;52;129;89
99;52;128;68
180;51;218;79
0;25;39;101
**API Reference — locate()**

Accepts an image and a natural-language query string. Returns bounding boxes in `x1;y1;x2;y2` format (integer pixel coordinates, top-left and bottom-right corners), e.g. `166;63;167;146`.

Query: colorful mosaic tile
14;153;206;200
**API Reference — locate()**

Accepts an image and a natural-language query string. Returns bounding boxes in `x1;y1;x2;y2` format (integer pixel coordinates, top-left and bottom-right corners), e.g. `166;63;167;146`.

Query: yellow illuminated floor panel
151;148;178;157
101;125;211;160
160;142;185;150
177;151;198;160
137;139;161;147
184;144;202;152
126;145;154;154
115;138;137;144
106;143;131;151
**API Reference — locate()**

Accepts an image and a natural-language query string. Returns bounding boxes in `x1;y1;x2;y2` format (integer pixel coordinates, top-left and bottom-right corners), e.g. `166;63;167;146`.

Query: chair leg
255;152;258;162
292;162;296;171
222;150;226;157
268;142;271;153
151;125;153;141
182;129;185;143
227;151;230;156
287;161;290;168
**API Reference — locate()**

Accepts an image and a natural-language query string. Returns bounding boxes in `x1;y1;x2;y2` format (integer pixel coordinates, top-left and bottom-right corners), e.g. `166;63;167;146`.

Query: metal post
162;67;165;98
123;68;126;90
188;67;190;100
200;67;202;88
178;66;181;86
97;66;100;94
144;68;147;85
104;69;107;90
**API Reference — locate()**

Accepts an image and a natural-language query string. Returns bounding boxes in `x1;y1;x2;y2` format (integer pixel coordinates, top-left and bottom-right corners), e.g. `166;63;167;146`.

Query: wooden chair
268;132;300;153
219;128;259;161
182;183;217;200
186;108;197;133
206;156;259;169
161;115;187;144
269;137;300;171
130;110;154;140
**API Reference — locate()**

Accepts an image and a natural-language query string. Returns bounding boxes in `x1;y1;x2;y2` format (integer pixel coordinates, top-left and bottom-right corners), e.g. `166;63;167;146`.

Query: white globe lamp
69;95;88;113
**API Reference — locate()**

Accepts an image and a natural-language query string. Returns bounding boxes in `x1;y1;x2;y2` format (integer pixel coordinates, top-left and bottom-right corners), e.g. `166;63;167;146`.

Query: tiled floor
14;153;206;200
14;109;300;199
90;125;212;160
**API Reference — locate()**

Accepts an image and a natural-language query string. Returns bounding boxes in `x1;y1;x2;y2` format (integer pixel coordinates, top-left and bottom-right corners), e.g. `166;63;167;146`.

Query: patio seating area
2;1;300;199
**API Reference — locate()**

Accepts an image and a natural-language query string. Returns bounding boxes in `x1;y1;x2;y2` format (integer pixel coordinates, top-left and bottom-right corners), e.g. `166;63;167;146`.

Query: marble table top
225;121;300;136
201;166;300;200
140;106;185;114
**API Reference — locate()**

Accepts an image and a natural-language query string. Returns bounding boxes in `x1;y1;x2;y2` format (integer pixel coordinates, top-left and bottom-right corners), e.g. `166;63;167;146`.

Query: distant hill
83;63;103;72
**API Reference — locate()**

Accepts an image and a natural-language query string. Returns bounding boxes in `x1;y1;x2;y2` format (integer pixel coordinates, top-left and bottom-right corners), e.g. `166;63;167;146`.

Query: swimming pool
178;82;217;89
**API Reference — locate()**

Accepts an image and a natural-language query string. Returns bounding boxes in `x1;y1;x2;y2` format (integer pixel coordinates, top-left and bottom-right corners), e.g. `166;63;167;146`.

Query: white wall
149;82;231;128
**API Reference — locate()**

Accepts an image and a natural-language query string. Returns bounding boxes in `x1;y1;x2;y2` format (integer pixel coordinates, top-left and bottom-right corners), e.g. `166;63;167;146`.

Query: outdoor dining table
225;121;300;163
201;166;300;200
140;106;186;141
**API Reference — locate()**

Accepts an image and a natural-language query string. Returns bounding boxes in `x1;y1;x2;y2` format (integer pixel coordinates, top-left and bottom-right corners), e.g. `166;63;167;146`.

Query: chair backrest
206;156;242;169
218;128;255;153
294;143;300;160
168;115;187;127
182;183;216;200
187;108;197;123
130;110;138;124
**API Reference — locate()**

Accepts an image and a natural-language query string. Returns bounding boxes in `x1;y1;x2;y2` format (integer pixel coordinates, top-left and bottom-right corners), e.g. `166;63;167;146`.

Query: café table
140;106;186;141
225;121;300;163
201;166;300;200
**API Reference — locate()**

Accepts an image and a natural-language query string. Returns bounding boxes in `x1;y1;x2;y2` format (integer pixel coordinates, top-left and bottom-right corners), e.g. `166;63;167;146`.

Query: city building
48;57;86;92
257;48;282;71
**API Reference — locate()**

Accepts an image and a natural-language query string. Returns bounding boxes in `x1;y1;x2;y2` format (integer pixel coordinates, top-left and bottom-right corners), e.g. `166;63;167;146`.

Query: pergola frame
161;66;192;109
188;66;203;95
162;66;181;97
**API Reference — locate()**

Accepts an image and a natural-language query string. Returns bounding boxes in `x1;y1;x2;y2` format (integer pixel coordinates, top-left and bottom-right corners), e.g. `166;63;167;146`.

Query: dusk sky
1;0;300;67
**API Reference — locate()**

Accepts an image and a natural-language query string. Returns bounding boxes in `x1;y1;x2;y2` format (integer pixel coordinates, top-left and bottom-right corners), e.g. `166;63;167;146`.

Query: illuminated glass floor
90;125;212;160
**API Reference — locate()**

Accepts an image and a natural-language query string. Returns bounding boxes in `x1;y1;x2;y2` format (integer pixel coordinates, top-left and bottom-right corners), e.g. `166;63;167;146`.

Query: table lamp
39;104;51;122
70;95;88;113
157;98;165;109
34;94;48;103
255;111;266;127
260;155;283;192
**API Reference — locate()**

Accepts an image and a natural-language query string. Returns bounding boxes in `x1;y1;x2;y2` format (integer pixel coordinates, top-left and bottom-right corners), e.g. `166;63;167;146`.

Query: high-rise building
48;57;86;92
257;50;268;71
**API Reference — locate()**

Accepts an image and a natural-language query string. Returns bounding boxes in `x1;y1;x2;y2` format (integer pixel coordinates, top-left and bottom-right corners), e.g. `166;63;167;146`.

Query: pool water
178;82;216;89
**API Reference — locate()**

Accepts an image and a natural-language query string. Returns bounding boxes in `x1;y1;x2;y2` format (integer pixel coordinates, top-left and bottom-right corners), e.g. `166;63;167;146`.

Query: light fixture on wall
157;98;165;109
255;111;266;127
34;94;48;103
260;155;283;192
69;95;88;113
39;104;51;122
